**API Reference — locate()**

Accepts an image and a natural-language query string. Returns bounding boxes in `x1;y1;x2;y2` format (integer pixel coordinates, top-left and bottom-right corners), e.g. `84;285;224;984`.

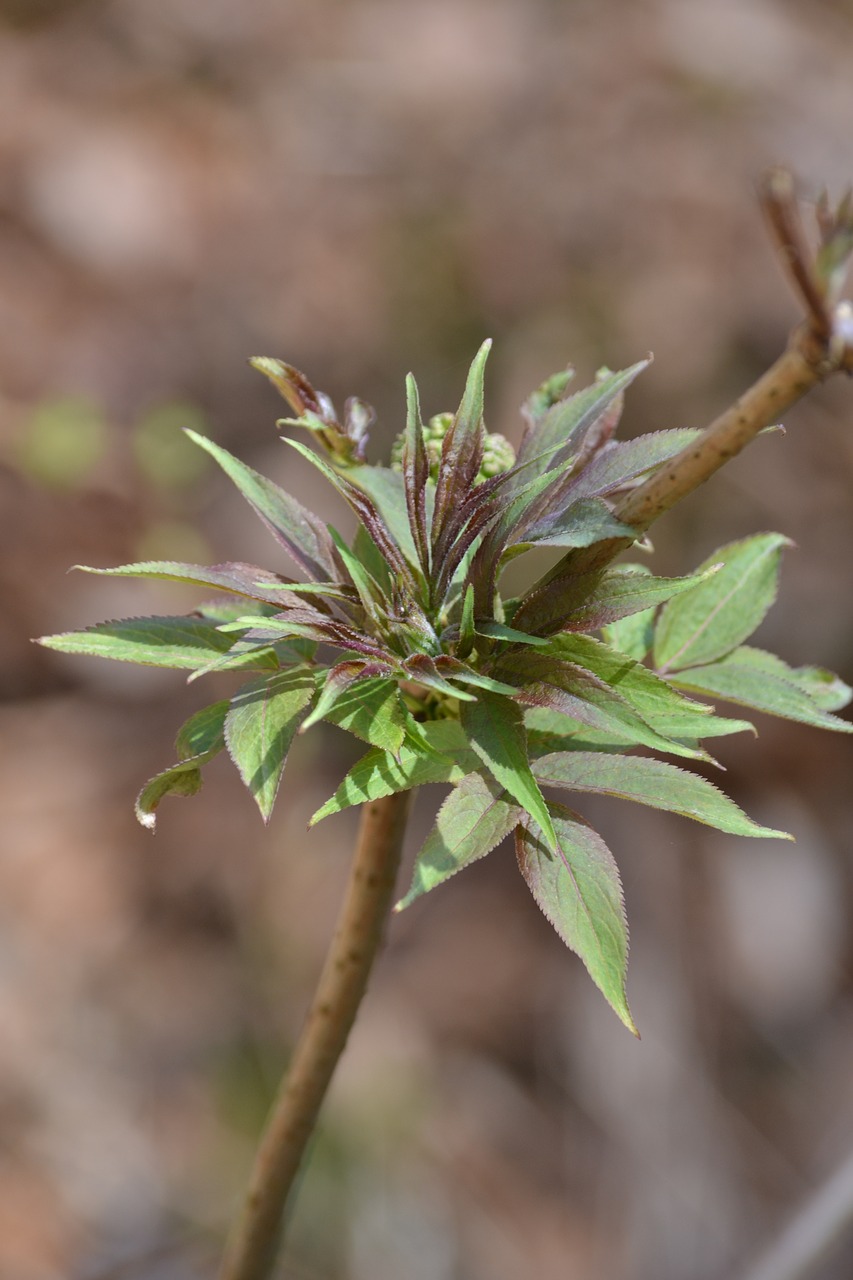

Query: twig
624;169;853;529
218;790;413;1280
520;172;853;606
759;167;832;340
736;1149;853;1280
614;336;823;531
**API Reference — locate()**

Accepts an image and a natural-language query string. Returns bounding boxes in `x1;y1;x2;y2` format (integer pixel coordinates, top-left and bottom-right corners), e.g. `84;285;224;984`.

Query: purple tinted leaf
343;396;374;461
566;429;701;501
515;361;649;477
432;655;520;697
432;340;491;555
74;560;329;611
529;564;718;635
344;467;421;570
250;356;331;420
231;608;394;662
562;384;626;474
403;654;477;701
498;651;712;761
517;498;634;551
532;633;750;745
284;438;415;587
184;430;337;581
403;374;431;575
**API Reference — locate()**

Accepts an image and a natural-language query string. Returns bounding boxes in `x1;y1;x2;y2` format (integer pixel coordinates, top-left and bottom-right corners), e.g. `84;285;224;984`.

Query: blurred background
3;1;853;1278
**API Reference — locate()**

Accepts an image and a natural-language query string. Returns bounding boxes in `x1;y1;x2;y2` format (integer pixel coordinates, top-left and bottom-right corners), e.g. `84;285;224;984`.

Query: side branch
616;337;821;531
218;790;413;1280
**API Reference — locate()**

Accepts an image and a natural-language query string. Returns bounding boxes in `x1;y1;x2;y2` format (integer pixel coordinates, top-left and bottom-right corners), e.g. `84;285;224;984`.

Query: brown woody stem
615;334;822;531
218;790;413;1280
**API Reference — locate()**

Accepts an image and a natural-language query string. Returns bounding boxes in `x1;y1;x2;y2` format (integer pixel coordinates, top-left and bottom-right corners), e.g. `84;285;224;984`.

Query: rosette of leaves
39;342;852;1032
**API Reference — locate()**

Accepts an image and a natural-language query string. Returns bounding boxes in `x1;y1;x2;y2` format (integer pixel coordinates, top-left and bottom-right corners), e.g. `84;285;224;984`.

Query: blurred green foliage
17;396;107;490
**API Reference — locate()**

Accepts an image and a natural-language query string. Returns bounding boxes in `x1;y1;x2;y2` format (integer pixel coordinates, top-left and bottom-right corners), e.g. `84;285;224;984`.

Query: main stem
218;790;413;1280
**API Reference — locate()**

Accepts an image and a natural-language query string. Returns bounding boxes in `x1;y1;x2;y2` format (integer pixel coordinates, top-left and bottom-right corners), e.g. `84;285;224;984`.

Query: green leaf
136;760;206;829
327;526;386;624
601;579;656;661
474;622;550;648
225;668;317;820
670;646;853;733
187;636;296;681
516;803;636;1034
318;676;409;754
524;706;751;755
135;701;228;830
788;664;853;712
533;751;791;838
312;722;481;825
193;598;280;624
175;700;230;759
184;429;336;581
38;615;234;669
396;772;520;910
458;584;476;659
460;690;557;849
300;660;394;734
654;533;792;672
524;711;650;755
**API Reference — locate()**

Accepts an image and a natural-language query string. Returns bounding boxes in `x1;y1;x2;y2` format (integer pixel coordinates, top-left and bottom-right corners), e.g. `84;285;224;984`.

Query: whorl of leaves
39;344;852;1031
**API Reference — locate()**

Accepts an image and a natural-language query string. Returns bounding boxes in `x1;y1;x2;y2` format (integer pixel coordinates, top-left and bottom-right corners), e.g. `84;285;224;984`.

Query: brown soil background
2;2;853;1278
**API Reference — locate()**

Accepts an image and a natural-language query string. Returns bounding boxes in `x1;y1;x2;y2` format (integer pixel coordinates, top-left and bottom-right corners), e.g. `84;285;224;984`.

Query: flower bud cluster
390;413;515;483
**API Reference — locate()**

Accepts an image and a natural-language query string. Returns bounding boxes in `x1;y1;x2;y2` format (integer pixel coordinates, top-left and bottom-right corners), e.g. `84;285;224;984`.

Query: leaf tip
135;807;157;832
